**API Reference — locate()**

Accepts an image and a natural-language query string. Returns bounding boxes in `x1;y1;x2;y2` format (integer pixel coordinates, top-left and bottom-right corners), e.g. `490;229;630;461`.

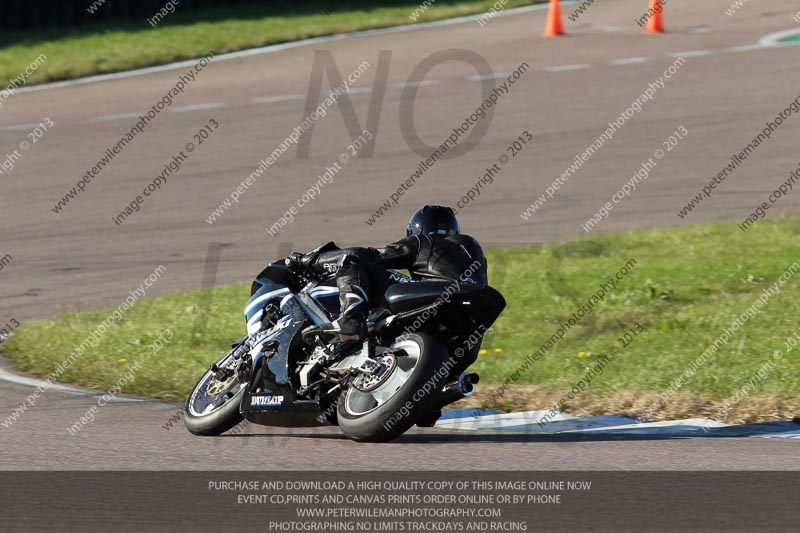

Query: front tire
336;333;448;442
184;348;246;436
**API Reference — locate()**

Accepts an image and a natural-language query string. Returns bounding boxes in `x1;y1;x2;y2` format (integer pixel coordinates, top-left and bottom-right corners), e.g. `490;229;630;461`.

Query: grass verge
3;217;800;422
0;0;542;85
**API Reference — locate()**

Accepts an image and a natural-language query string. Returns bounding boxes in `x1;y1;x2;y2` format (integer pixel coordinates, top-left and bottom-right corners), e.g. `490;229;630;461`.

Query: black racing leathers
312;234;488;286
309;234;488;375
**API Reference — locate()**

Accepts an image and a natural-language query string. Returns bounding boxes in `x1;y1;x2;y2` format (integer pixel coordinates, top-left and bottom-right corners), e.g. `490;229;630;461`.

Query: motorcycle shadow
214;429;710;443
392;431;706;443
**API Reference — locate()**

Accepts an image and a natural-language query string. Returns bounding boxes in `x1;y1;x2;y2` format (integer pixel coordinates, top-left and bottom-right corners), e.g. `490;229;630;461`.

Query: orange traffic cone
543;0;564;37
646;0;665;33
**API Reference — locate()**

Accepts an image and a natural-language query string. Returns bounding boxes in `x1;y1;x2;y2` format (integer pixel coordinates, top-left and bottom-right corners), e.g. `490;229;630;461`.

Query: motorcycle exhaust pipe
436;372;480;409
458;372;479;396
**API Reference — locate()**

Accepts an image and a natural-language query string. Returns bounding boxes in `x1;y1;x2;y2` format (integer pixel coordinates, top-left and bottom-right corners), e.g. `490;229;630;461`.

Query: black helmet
406;205;460;237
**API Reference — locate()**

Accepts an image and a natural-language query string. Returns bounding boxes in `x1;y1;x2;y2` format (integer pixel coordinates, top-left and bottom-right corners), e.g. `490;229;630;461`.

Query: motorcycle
183;242;505;442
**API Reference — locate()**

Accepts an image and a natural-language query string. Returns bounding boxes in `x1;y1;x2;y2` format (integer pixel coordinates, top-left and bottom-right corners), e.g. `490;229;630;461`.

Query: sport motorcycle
183;242;505;442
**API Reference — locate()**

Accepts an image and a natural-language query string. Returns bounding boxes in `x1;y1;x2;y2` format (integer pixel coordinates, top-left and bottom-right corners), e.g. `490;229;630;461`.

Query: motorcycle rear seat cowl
383;280;479;314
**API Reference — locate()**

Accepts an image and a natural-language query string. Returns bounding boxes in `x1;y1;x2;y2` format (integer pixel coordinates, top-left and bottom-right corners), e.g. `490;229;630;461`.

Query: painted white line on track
0;122;43;132
759;27;800;47
94;112;144;122
0;365;144;403
727;44;768;53
543;64;591;72
388;79;441;89
436;409;800;438
170;103;226;112
5;1;798;100
252;94;305;104
670;49;714;57
610;57;651;65
467;72;512;81
12;2;570;95
324;87;373;96
7;25;800;130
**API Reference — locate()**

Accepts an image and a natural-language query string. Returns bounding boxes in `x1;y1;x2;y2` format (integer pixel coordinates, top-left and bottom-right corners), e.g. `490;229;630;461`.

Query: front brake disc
206;367;239;396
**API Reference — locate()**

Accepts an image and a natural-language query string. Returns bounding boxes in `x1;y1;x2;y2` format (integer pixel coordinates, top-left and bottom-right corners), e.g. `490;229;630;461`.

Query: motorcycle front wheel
336;333;448;443
184;348;245;436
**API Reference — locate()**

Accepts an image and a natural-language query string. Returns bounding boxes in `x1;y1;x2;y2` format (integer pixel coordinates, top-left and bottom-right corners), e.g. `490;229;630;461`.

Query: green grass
0;0;542;85
4;217;800;415
475;220;800;408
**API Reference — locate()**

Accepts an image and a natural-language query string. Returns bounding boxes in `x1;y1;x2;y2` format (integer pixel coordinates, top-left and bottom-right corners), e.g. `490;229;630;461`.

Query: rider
287;205;488;375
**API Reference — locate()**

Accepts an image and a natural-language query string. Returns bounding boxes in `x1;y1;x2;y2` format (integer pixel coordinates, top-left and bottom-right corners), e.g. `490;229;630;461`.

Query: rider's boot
302;290;367;345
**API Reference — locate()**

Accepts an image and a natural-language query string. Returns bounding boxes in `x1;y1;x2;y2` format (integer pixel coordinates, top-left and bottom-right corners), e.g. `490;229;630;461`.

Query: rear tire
184;349;245;436
336;333;448;442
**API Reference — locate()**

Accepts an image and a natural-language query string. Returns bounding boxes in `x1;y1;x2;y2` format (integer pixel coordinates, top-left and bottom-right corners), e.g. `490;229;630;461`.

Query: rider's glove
285;252;307;272
285;251;320;273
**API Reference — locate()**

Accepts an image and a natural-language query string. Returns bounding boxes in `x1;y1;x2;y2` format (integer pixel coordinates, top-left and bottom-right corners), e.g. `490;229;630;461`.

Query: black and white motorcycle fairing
184;242;505;442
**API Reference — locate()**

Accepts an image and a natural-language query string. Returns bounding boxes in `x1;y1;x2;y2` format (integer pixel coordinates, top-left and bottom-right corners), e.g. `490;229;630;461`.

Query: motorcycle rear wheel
336;333;447;443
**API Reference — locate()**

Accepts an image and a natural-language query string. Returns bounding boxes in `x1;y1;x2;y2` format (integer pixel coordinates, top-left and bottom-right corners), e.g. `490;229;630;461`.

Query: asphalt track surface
2;0;800;470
